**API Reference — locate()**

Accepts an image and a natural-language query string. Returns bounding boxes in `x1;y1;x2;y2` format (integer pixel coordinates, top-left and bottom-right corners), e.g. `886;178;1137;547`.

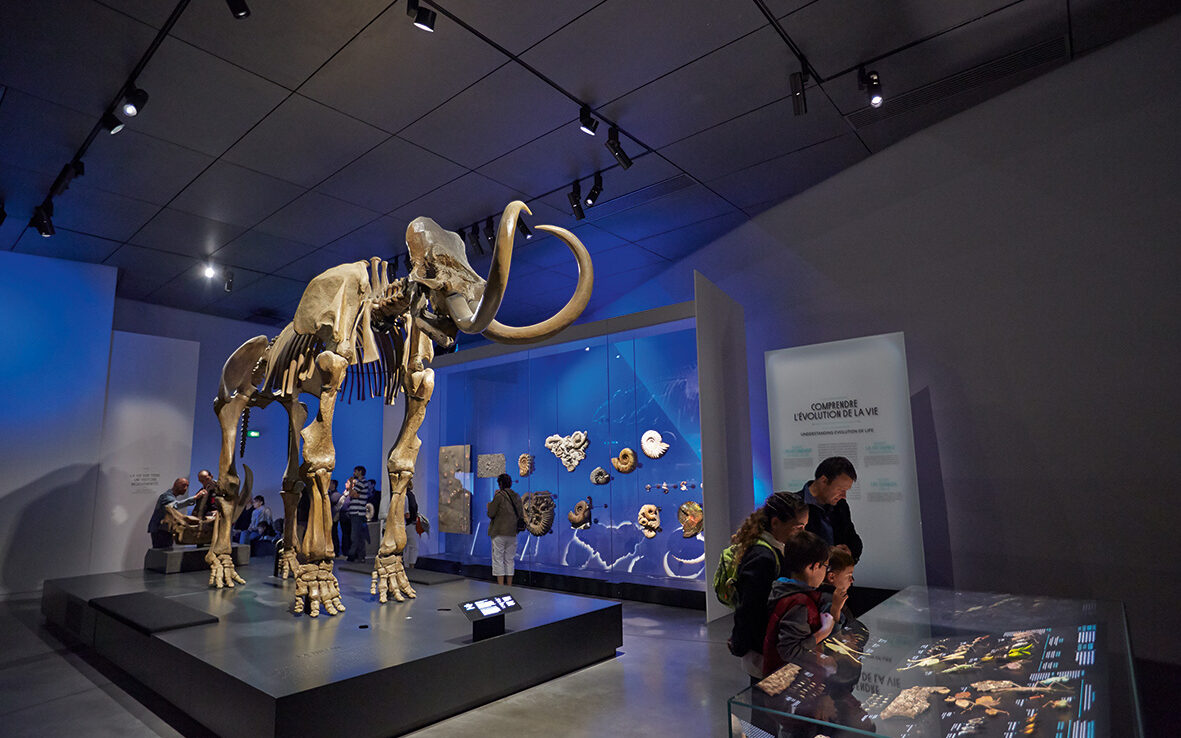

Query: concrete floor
1;579;749;738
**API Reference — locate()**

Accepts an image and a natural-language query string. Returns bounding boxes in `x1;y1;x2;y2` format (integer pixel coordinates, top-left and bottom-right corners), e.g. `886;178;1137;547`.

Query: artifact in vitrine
589;466;611;485
545;430;589;471
439;444;472;536
476;453;506;478
677;501;703;537
523;491;556;535
640;429;669;458
568;497;593;529
518;453;534;477
637;504;661;538
611;447;637;473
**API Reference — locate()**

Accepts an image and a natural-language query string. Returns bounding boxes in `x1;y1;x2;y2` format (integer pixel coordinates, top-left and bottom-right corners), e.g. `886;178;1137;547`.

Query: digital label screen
458;593;521;621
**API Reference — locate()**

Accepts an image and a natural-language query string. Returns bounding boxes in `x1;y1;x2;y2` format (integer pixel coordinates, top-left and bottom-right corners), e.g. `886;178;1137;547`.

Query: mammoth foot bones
206;551;246;588
292;561;346;617
277;547;300;580
371;552;417;603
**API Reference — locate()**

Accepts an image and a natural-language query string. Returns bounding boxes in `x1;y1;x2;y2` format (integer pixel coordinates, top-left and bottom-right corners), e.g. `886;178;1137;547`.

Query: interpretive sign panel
766;332;925;589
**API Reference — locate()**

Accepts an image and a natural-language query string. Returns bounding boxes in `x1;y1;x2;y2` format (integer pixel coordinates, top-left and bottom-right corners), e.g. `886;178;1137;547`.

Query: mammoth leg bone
373;324;433;603
206;391;252;588
291;350;348;617
276;397;308;579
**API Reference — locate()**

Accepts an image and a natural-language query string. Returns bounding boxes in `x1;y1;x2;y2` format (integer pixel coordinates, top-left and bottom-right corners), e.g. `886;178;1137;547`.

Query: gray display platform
143;543;249;573
41;566;621;738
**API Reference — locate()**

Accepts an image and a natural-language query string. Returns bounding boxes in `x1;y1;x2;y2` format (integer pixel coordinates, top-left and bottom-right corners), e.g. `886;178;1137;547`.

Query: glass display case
431;317;705;592
729;586;1143;737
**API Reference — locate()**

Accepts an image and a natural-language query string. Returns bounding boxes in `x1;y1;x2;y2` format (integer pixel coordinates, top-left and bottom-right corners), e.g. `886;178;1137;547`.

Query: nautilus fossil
611;447;637;473
640;430;669;459
567;497;593;529
637;504;661;538
522;492;556;536
590;466;612;485
677;501;703;537
518;453;534;477
545;431;589;471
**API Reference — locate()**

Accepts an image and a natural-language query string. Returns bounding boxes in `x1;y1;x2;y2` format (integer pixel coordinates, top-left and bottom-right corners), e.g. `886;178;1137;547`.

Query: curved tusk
449;201;529;334
481;224;594;345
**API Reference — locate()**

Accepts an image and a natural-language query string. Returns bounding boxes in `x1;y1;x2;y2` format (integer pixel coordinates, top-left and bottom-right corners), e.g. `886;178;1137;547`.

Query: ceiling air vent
848;36;1069;128
584;173;695;221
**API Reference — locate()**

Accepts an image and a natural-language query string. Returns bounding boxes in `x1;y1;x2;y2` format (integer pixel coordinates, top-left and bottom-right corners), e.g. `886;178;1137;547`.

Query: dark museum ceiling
1;0;1175;332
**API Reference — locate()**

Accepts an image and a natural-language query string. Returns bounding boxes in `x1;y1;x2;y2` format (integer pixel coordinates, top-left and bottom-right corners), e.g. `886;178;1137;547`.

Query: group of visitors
727;456;861;681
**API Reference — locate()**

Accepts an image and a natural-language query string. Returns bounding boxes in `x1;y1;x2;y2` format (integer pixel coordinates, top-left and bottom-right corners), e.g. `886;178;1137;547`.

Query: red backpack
761;590;822;677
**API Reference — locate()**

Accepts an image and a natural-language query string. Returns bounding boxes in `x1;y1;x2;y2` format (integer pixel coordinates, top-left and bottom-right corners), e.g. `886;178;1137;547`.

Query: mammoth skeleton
205;202;592;616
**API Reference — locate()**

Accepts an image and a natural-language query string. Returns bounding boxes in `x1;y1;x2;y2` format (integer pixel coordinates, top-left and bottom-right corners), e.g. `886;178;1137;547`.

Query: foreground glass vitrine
729;586;1142;738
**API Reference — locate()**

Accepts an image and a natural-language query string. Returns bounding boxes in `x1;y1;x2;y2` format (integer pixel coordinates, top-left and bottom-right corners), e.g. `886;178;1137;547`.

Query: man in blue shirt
148;477;196;548
795;457;863;562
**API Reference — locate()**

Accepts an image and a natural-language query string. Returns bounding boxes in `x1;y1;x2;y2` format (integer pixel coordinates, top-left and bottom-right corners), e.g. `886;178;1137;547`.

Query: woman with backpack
486;473;524;586
727;491;809;680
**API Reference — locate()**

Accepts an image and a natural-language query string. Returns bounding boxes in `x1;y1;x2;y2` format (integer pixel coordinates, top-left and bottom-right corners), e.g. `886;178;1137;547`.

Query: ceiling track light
30;201;55;238
518;217;532;239
568;181;586;221
203;263;217;279
790;60;809;116
469;224;484;255
225;0;250;18
585;171;603;207
858;66;883;109
605;126;633;170
121;86;149;117
578;106;599;136
483;216;495;246
406;0;437;32
0;200;7;228
224;269;235;292
101;111;125;134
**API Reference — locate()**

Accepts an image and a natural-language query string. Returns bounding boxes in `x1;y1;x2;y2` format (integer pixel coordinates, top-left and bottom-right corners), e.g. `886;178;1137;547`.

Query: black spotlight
101;111;125;134
407;0;436;32
518;217;532;240
858;66;883;109
483;216;495;247
225;0;250;18
585;171;603;207
0;200;7;228
121;87;149;117
30;201;55;238
605;126;633;170
567;181;586;221
224;269;235;292
790;69;808;116
578;106;598;136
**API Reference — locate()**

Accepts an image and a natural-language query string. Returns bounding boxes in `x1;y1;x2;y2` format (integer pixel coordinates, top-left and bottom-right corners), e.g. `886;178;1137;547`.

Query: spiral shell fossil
640;430;669;459
545;431;589;471
637;504;661;538
611;447;637;473
518;453;534;477
590;466;612;485
567;497;592;529
677;501;703;537
522;492;556;536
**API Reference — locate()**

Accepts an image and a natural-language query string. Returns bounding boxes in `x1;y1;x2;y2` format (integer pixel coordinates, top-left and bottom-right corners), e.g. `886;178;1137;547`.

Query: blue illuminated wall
0;251;115;594
431;319;705;590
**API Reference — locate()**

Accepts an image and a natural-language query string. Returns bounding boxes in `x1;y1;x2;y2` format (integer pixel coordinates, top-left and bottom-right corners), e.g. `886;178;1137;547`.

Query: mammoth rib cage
262;325;404;405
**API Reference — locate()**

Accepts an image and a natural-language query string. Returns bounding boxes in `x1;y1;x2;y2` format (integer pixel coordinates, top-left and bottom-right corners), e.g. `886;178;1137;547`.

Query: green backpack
713;538;779;608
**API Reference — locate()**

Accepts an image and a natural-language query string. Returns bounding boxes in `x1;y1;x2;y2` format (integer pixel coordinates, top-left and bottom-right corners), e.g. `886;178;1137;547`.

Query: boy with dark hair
761;531;834;676
818;547;856;629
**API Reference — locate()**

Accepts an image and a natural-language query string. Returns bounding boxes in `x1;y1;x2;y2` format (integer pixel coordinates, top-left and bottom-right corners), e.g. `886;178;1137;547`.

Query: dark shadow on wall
1;464;100;594
911;388;953;588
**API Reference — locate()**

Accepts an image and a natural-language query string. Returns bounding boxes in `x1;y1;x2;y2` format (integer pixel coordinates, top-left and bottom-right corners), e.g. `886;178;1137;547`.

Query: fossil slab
640;430;669;458
678;501;703;537
518;453;534;477
523;491;555;535
545;430;589;471
756;663;801;696
590;466;611;485
610;447;636;473
438;444;472;534
476;453;505;478
880;686;951;720
567;497;592;529
637;504;661;538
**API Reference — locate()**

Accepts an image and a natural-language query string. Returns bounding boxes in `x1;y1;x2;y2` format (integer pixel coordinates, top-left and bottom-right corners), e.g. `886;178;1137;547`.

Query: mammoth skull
405;201;594;345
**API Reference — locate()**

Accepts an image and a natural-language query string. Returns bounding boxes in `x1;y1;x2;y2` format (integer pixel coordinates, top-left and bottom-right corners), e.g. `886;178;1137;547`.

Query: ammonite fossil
518;453;534;477
522;491;556;536
544;430;589;471
567;497;592;529
590;466;611;485
640;429;669;459
677;500;703;537
611;447;637;473
637;503;661;538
